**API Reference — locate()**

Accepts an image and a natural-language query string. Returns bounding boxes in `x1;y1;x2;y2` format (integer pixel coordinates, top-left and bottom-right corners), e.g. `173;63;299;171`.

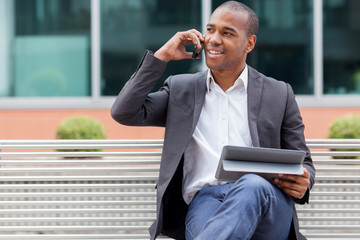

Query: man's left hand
274;168;310;199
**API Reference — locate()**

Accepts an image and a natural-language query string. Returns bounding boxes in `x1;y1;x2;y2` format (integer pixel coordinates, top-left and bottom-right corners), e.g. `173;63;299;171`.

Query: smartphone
192;41;204;59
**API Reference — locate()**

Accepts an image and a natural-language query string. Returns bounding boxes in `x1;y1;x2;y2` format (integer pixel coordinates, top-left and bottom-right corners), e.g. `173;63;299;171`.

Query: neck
211;65;246;92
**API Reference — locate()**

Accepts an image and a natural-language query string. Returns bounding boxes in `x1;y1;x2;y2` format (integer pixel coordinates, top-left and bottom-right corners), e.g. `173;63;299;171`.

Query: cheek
231;41;248;56
204;36;211;47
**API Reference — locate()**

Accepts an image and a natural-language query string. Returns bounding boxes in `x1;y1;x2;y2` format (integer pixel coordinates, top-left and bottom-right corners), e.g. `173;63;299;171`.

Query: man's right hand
154;29;204;62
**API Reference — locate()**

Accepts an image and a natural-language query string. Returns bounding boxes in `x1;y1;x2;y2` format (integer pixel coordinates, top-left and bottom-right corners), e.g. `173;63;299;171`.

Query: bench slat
0;139;359;239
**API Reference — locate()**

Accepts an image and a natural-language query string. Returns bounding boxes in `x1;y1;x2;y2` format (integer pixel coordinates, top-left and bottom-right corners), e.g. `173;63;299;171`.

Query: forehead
208;8;248;33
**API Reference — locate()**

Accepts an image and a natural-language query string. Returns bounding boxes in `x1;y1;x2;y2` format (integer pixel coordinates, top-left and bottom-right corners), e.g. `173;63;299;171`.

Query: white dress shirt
182;65;253;204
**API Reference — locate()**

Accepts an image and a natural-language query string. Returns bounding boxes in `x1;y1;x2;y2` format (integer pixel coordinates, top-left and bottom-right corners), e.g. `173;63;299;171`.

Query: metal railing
0;139;163;240
0;139;359;239
298;139;360;239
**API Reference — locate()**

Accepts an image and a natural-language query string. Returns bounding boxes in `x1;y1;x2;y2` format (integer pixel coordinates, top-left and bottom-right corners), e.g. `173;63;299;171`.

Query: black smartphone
192;41;204;59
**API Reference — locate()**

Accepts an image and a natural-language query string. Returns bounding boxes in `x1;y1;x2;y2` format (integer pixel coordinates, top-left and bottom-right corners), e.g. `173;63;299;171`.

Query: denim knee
235;174;275;196
234;174;291;206
237;174;270;186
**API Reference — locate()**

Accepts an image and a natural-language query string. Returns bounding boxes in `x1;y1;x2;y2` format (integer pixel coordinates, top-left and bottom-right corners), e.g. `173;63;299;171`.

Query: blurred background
0;0;359;139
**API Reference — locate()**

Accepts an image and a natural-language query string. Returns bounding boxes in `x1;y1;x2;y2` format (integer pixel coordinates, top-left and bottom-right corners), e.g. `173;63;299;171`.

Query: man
111;1;315;239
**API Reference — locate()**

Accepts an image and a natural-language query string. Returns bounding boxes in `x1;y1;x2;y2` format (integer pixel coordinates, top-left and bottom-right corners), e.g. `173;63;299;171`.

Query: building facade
0;0;359;139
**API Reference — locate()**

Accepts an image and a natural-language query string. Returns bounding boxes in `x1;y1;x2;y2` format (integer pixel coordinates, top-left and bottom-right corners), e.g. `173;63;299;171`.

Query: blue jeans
185;174;293;240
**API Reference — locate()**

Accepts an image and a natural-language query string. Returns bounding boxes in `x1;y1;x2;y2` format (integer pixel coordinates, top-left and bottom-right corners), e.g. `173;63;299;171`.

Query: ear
245;35;257;53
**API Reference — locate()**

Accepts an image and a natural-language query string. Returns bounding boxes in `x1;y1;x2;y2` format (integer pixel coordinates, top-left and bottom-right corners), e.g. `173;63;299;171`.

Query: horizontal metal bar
304;234;360;239
0;159;161;165
0;234;154;240
0;226;150;231
0;151;162;157
0;175;158;181
301;225;360;230
304;200;360;204
0;183;156;189
311;151;360;156
0;200;156;206
0;139;164;145
312;159;360;164
0;217;155;223
0;167;160;173
315;176;360;181
0;208;156;214
299;216;360;221
311;192;360;196
308;144;360;149
0;144;163;149
306;139;360;144
315;167;360;172
313;183;360;188
297;208;360;213
0;192;156;198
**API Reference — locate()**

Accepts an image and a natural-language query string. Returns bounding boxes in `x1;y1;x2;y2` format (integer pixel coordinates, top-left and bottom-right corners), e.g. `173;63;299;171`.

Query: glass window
100;0;202;96
323;0;360;94
212;0;314;95
0;1;12;97
12;0;91;97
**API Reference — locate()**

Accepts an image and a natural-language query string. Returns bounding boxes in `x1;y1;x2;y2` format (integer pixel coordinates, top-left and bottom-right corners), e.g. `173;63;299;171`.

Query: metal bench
0;139;359;240
298;139;360;240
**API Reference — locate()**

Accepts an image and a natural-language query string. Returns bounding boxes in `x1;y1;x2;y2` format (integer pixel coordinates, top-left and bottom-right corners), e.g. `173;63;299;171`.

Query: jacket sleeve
111;50;170;127
281;83;316;204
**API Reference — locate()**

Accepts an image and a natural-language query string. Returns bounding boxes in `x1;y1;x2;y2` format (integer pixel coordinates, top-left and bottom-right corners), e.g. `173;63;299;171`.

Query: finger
182;30;203;49
280;185;305;199
276;175;309;190
279;168;310;184
177;32;197;45
274;177;308;199
274;177;293;188
188;29;205;46
302;168;310;178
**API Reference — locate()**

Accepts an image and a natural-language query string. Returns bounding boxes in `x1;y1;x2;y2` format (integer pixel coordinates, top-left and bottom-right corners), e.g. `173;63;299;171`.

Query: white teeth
209;50;221;55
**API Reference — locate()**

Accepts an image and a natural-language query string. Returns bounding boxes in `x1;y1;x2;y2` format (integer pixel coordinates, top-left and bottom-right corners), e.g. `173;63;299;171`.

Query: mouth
206;48;224;58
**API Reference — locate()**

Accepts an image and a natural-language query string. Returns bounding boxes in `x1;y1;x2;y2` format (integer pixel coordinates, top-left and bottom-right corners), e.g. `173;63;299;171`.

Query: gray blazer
111;50;316;240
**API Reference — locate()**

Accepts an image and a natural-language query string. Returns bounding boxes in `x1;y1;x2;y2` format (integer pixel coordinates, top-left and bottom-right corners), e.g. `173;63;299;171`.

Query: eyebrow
206;24;237;33
224;26;237;33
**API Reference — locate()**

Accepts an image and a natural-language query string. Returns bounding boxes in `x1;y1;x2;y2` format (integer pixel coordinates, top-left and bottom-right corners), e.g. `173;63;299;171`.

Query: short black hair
217;1;259;36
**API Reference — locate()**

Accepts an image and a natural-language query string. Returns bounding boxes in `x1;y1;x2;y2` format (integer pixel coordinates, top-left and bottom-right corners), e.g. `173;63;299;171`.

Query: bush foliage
328;114;360;159
56;115;106;152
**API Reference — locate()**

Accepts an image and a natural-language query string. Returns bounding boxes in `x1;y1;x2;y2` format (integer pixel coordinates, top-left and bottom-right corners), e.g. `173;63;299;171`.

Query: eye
224;32;233;36
206;28;214;32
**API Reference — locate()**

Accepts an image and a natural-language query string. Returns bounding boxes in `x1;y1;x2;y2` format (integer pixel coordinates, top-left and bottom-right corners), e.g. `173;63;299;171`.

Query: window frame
1;0;360;110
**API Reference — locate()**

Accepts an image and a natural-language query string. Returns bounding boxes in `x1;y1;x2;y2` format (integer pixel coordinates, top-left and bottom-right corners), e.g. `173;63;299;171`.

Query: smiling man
111;1;315;240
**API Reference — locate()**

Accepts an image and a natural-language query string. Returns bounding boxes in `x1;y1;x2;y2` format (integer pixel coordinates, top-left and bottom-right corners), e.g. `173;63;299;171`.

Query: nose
208;31;222;45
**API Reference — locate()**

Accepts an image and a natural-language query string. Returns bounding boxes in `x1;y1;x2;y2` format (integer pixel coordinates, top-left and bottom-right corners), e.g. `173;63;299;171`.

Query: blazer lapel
247;66;263;147
191;71;207;134
188;68;262;148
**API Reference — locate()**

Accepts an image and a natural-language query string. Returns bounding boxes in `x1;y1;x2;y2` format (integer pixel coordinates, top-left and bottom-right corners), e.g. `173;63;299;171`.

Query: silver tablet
215;145;306;183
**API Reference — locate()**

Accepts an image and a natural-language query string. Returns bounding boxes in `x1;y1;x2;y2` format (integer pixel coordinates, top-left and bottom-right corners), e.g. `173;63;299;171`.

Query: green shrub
56;115;106;152
328;114;360;159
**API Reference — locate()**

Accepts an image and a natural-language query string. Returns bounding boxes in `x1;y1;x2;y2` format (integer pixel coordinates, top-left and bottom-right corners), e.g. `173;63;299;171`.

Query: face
204;8;256;73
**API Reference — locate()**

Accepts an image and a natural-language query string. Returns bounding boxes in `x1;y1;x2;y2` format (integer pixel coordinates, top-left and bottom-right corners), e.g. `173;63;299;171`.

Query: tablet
215;145;306;184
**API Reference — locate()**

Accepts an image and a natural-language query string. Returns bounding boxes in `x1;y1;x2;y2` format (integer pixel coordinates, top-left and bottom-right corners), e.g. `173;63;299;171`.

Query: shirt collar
206;65;248;93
